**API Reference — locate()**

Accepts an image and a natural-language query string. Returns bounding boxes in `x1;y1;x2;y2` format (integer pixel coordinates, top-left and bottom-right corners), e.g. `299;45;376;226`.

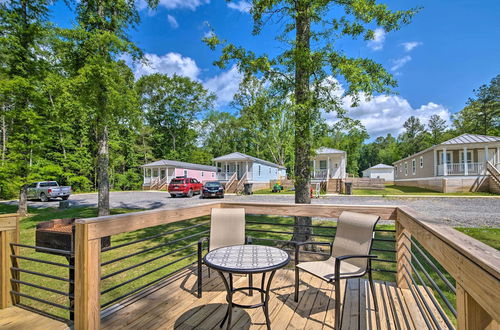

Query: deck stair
486;161;500;194
150;176;169;190
234;172;248;194
224;172;238;193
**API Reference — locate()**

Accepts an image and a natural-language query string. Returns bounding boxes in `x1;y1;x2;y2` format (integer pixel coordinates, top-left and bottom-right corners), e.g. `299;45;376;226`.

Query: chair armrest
334;255;378;281
198;237;209;252
295;241;333;265
336;254;378;262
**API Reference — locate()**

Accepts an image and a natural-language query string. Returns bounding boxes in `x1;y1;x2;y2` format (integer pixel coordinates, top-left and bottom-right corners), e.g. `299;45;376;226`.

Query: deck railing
1;203;499;329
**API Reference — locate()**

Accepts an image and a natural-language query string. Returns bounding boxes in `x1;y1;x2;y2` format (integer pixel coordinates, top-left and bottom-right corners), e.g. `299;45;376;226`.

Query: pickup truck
27;181;71;202
168;177;203;198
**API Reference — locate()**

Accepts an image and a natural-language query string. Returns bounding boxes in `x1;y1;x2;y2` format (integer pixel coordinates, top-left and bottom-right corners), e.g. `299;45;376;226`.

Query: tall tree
67;0;156;216
427;114;447;145
136;73;215;161
206;0;417;241
399;116;429;156
453;74;500;136
0;0;53;215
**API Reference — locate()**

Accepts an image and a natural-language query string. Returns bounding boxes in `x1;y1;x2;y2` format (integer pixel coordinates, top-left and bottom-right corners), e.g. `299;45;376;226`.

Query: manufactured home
393;133;500;193
142;160;217;190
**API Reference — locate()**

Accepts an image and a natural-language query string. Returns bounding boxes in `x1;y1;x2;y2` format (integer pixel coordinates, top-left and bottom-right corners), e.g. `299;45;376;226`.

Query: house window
201;172;204;177
412;159;416;175
400;165;402;172
269;167;271;174
153;168;158;177
441;151;452;164
212;173;214;178
460;151;473;163
183;170;188;176
319;160;327;169
404;162;408;176
258;165;261;176
420;156;424;168
395;165;397;172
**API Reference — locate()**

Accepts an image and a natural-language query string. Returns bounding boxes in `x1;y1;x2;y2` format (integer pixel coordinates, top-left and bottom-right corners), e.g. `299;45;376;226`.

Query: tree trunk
18;185;28;216
98;125;110;216
1;113;6;165
292;1;313;243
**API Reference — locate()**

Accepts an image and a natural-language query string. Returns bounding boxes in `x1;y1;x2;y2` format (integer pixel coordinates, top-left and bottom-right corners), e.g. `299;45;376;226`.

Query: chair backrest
331;211;380;271
209;208;246;251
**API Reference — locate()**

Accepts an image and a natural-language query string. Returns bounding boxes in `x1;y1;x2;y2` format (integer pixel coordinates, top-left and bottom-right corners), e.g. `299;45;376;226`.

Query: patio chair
294;211;380;329
197;208;252;298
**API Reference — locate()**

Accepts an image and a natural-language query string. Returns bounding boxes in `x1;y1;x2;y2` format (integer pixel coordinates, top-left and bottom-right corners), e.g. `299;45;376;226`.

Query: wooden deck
100;267;450;329
0;306;69;330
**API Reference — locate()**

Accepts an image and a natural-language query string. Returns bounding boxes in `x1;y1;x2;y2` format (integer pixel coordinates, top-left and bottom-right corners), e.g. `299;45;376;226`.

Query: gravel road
8;191;499;228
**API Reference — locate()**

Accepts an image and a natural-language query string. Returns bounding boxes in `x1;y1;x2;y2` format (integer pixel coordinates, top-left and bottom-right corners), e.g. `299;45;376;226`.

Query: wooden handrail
396;207;500;329
486;161;500;182
234;171;248;193
0;213;20;309
225;172;238;192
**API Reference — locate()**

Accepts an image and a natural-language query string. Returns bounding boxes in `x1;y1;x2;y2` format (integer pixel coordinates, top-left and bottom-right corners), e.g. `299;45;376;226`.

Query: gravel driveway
10;191;499;228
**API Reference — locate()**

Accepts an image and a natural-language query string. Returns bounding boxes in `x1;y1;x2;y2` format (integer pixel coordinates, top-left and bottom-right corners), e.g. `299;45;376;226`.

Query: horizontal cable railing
99;218;210;310
8;242;74;323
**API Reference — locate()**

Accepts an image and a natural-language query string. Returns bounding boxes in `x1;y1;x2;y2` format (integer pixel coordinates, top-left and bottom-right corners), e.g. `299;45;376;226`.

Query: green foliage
452;74;500;136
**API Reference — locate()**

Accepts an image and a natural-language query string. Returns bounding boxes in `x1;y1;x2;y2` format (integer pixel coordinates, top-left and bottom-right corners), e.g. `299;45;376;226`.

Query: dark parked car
201;181;224;198
168;177;203;198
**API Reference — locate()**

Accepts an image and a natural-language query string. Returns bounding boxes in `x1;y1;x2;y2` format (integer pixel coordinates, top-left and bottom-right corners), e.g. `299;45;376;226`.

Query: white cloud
127;52;201;80
137;0;209;11
402;41;422;52
203;65;243;106
167;15;179;28
367;28;386;51
227;0;252;13
321;80;451;137
391;55;412;71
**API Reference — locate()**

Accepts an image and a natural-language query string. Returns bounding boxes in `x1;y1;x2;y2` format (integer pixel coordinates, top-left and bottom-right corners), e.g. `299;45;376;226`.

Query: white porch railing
216;171;236;181
312;169;328;180
436;162;485;176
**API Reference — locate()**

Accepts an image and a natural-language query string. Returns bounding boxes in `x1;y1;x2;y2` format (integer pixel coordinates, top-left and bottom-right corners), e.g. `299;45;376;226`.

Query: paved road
9;191;499;228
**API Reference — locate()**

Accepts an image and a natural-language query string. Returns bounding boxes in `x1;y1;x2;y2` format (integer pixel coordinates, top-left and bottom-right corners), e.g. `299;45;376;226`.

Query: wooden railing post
75;222;101;330
457;283;498;330
0;213;19;309
395;212;412;289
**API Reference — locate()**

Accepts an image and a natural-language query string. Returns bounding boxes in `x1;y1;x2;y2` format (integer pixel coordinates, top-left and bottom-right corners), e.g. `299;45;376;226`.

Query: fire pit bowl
36;218;110;255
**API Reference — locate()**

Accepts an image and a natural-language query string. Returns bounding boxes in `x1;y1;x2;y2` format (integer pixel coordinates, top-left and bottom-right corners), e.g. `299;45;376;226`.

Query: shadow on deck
99;267;449;329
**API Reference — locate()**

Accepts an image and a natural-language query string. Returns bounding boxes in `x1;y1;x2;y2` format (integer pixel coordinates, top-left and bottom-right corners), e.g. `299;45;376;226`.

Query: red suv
168;177;203;198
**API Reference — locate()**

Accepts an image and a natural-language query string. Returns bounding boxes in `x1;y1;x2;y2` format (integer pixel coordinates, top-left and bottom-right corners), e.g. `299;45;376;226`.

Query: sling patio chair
294;211;380;329
197;207;252;298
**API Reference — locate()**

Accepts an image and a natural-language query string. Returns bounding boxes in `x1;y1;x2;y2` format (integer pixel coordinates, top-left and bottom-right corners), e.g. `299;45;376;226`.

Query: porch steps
486;161;500;194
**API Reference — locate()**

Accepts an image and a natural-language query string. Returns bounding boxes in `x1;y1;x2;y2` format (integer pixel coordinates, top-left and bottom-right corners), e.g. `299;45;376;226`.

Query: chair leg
294;267;299;302
368;269;378;312
334;279;341;330
197;260;203;298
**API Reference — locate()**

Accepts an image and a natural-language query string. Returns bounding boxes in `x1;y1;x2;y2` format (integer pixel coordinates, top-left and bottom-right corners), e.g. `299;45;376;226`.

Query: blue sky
50;0;500;138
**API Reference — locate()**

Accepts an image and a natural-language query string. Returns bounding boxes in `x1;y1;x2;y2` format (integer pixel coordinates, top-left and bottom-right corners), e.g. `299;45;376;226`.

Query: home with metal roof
212;152;286;192
393;133;500;193
362;164;394;182
141;160;217;190
311;147;347;181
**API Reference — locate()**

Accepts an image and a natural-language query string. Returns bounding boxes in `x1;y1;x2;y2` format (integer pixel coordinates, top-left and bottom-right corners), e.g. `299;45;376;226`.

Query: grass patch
253;189;295;195
456;227;500;250
353;184;495;196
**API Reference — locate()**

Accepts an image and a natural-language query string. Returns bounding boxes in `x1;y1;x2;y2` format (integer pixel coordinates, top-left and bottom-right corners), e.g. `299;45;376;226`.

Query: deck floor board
100;268;446;330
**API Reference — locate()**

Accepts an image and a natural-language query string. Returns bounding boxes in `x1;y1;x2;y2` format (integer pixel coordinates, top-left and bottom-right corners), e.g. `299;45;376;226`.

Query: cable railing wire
101;230;209;266
102;222;209;252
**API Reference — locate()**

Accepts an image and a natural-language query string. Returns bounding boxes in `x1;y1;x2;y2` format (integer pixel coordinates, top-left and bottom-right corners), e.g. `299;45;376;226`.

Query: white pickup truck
27;181;71;202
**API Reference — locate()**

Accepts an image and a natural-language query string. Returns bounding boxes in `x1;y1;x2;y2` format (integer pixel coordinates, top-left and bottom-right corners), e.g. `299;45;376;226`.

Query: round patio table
203;244;290;330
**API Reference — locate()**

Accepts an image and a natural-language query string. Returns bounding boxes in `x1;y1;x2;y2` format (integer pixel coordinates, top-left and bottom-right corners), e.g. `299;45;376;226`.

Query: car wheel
61;196;69;201
220;194;224;199
40;193;49;202
170;194;176;198
187;189;193;198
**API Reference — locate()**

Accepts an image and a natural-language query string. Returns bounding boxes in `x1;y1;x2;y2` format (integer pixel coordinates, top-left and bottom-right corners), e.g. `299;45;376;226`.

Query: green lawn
353;184;496;196
2;204;498;322
253;189;295;195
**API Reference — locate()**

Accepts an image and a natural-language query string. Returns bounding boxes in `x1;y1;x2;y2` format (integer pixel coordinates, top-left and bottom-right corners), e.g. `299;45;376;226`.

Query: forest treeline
0;2;498;200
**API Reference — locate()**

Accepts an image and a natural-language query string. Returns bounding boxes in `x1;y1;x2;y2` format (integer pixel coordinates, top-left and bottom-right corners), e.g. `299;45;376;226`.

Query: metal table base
217;270;277;330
